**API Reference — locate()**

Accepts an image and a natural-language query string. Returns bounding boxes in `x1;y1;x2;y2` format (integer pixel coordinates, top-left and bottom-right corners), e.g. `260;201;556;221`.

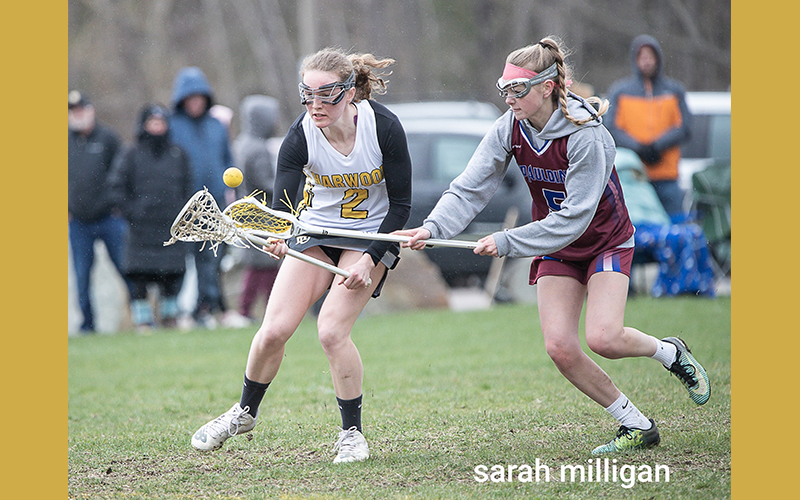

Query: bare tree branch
68;0;730;138
200;0;238;105
229;0;282;96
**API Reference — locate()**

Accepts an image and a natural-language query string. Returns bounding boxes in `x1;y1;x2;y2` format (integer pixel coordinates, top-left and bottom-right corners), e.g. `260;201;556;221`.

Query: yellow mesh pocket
225;201;293;237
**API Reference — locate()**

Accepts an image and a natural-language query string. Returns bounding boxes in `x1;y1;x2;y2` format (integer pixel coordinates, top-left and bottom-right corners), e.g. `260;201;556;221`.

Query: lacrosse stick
223;196;479;249
164;189;369;285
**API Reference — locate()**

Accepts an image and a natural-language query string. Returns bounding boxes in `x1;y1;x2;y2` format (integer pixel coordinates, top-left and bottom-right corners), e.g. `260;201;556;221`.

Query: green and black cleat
662;336;711;405
591;418;661;454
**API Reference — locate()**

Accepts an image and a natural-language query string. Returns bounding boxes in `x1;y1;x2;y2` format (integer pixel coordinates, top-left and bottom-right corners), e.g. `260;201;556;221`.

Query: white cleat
191;403;256;451
221;311;253;329
333;426;369;463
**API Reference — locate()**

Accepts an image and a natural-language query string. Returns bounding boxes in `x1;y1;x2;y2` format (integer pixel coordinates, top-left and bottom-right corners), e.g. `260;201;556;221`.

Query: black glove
637;144;662;164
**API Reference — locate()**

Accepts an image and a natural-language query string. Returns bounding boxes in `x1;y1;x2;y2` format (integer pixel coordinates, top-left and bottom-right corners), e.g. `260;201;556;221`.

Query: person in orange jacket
606;35;692;219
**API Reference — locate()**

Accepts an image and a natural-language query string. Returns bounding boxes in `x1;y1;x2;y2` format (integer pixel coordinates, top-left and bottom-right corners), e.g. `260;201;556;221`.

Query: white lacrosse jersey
298;99;388;232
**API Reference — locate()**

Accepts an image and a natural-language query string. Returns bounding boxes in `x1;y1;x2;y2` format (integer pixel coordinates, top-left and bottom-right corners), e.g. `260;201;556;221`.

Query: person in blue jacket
169;67;244;329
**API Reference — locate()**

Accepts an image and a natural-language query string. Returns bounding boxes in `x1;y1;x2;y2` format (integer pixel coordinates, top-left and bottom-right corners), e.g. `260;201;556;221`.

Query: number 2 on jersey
341;188;368;219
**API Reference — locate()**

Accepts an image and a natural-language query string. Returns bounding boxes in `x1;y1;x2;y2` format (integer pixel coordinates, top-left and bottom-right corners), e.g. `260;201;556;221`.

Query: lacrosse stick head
223;197;298;240
163;188;245;255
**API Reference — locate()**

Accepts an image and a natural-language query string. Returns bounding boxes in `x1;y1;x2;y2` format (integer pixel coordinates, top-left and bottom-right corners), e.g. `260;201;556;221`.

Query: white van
679;91;731;190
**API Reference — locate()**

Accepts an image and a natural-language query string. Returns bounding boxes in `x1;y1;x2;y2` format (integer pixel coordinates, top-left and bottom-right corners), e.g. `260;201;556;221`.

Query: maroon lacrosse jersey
511;120;634;261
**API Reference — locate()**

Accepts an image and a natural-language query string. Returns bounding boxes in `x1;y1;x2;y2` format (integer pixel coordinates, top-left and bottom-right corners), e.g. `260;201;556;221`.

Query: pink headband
498;62;571;90
501;63;539;81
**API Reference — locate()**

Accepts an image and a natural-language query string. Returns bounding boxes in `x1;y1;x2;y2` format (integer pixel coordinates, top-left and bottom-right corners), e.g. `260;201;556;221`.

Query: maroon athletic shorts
530;246;634;286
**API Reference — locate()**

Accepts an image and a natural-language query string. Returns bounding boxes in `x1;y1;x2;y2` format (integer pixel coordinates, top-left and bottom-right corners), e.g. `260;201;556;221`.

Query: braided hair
507;37;609;126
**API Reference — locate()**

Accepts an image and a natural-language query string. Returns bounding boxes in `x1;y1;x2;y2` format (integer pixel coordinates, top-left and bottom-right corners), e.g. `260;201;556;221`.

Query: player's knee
253;324;291;352
544;337;581;370
317;327;348;354
585;326;624;359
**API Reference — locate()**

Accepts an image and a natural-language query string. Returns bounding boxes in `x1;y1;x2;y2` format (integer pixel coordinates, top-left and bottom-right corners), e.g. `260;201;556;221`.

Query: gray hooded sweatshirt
422;93;633;259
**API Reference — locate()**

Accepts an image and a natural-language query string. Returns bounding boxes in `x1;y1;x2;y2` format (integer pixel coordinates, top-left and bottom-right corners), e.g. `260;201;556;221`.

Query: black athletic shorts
287;235;400;298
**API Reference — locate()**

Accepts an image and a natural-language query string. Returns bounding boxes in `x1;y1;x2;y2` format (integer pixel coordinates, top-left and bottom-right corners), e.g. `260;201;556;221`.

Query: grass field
68;296;730;499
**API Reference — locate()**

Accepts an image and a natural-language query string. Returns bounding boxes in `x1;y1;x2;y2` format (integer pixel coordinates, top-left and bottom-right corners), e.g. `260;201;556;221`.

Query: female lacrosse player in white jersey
191;48;412;463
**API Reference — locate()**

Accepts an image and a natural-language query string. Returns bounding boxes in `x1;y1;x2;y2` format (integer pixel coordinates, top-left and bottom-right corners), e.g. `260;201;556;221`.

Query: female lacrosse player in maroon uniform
191;48;412;463
396;37;710;454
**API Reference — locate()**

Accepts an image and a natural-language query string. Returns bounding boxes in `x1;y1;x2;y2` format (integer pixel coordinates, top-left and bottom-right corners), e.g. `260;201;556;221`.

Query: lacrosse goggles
496;62;558;99
299;70;356;105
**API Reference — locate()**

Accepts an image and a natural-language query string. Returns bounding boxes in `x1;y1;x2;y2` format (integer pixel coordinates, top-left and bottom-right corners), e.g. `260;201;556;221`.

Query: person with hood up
231;95;283;320
605;34;692;219
109;104;192;331
169;67;249;329
394;37;710;454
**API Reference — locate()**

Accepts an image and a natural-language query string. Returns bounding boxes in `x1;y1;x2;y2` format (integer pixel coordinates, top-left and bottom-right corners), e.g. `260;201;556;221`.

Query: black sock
337;395;363;433
240;375;270;418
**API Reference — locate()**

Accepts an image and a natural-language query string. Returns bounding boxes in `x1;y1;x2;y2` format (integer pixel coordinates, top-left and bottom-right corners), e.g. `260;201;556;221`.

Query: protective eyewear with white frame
496;63;558;99
298;71;356;105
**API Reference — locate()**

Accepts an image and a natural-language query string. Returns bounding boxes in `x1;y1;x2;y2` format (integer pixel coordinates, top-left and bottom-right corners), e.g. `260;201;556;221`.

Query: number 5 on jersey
543;188;566;212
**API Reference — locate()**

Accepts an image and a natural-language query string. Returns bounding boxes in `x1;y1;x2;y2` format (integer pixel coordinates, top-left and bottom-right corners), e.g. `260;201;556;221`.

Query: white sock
650;338;678;367
604;393;651;430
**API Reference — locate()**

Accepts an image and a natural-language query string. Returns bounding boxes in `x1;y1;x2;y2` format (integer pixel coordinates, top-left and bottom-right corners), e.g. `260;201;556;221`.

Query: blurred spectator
209;104;237;205
169;67;249;329
210;104;235;133
615;148;715;297
109;104;193;331
68;90;129;333
232;95;282;321
606;34;692;220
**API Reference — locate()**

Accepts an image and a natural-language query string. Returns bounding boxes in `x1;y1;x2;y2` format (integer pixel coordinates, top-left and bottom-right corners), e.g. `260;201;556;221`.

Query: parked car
679;91;731;191
386;101;533;287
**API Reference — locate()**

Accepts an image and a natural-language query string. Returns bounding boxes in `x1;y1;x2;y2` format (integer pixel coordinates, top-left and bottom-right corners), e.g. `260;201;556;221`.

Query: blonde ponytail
508;37;609;126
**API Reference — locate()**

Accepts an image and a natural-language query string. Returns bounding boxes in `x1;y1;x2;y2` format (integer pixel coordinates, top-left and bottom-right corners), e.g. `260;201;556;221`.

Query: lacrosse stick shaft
251;226;479;249
242;233;352;279
320;228;479;249
285;247;364;280
244;233;372;286
224;196;479;249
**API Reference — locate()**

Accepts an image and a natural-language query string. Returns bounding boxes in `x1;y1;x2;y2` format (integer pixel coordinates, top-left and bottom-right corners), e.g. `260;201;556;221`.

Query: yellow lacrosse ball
223;167;243;188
